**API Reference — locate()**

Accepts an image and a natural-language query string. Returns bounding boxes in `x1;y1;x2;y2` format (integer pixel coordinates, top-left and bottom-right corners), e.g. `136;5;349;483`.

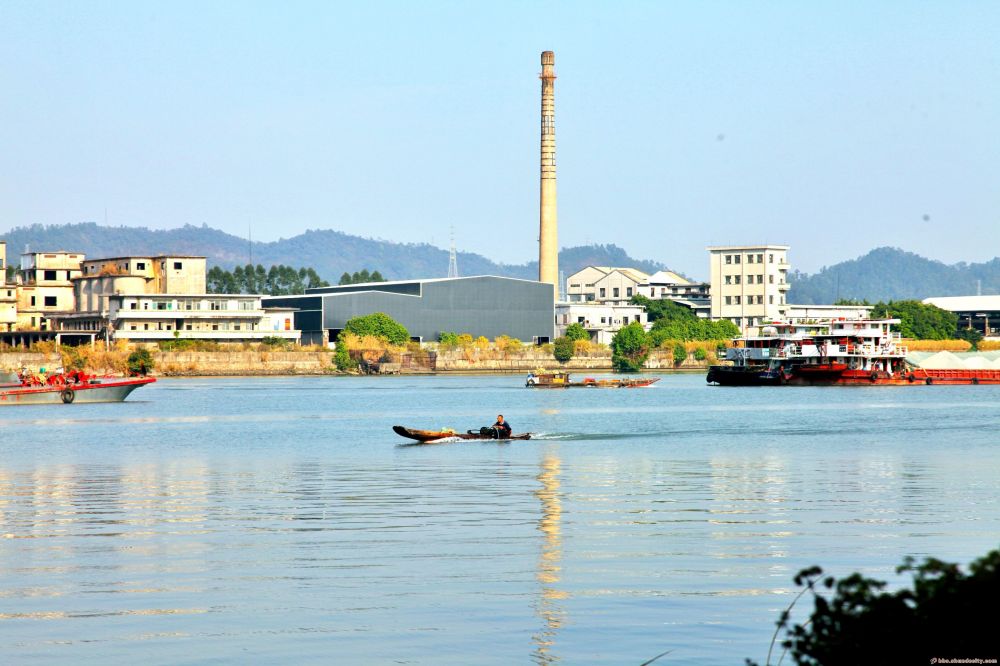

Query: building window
599;288;606;298
44;296;57;307
144;323;149;330
757;275;763;284
173;262;183;270
43;270;57;281
600;317;606;324
186;324;192;330
734;255;741;264
626;287;633;297
613;288;620;298
131;325;137;331
725;296;732;305
747;254;754;264
577;316;585;323
769;275;774;284
725;255;732;264
769;295;774;304
137;262;145;270
769;254;774;263
725;275;731;285
212;324;219;331
757;254;763;263
30;296;36;306
735;296;741;305
734;275;741;285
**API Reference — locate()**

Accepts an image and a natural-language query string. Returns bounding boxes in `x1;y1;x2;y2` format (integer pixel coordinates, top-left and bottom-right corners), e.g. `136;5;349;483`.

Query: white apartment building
554;302;648;345
708;245;791;330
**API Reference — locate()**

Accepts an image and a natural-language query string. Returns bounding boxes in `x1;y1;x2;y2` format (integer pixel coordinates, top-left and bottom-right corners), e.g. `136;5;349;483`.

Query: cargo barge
707;318;1000;386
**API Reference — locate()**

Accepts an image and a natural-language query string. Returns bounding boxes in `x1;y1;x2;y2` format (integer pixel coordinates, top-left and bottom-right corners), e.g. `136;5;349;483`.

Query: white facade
708;245;791;331
58;294;300;343
565;267;649;303
555;302;648;345
783;303;874;325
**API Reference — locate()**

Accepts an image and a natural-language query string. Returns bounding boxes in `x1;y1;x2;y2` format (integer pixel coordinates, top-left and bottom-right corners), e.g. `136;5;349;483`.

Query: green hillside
0;222;668;283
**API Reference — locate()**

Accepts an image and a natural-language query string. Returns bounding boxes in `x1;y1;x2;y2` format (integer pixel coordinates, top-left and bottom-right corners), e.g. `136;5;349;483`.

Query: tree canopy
564;322;590;342
870;300;958;339
552;336;574;364
631;295;740;343
342;312;409;346
339;269;385;285
611;322;650;372
207;264;329;295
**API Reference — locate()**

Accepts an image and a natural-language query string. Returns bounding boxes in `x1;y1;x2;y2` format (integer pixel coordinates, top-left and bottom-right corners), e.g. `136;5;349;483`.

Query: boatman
493;414;512;438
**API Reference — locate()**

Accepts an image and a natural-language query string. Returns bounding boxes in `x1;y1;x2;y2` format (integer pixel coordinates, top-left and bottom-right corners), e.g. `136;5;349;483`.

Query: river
2;374;999;664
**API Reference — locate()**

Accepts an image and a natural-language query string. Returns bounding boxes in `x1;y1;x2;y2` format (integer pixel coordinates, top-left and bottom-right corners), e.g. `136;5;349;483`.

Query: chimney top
541;51;554;65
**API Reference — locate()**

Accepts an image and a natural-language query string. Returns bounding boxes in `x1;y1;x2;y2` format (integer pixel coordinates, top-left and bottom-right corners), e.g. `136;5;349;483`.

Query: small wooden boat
393;425;532;443
0;373;156;405
525;370;659;388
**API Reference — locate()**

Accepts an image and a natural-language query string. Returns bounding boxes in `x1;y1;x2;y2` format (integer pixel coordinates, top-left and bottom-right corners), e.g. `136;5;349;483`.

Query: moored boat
0;372;156;405
708;318;1000;386
393;425;532;443
525;370;659;388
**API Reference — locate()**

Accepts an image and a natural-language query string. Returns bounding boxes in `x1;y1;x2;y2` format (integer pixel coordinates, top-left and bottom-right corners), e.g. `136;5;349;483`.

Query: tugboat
707;318;1000;386
525;369;659;388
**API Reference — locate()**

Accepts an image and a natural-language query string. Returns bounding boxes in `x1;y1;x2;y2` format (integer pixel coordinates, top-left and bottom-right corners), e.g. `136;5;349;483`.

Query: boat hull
393;425;532;443
526;377;660;388
708;366;1000;386
0;377;156;405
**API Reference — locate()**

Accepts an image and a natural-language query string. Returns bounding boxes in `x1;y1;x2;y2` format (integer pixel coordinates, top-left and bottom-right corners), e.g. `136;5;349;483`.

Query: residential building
923;296;1000;338
265;276;555;345
640;270;711;317
565;267;649;303
554;302;648;345
0;242;14;331
57;294;300;344
16;251;85;330
708;245;791;330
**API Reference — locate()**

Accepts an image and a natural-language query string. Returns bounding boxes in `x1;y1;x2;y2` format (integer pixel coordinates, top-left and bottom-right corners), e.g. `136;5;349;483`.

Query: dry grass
976;340;1000;351
901;339;972;352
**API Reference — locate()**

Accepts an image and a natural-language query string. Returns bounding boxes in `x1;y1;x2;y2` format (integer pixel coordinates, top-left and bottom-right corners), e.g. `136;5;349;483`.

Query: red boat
0;370;156;405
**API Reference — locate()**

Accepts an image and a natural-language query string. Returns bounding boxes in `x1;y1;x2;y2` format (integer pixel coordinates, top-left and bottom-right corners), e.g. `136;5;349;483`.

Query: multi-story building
565;267;650;303
16;251;85;330
74;255;208;317
639;270;711;317
58;294;299;345
708;245;791;330
554;302;648;345
0;242;15;331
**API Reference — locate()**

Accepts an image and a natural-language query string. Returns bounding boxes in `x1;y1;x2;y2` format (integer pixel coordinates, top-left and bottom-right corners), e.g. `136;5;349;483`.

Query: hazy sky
1;1;997;279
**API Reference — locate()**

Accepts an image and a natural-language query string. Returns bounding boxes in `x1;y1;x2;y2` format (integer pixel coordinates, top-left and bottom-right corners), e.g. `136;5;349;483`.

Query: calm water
2;374;999;664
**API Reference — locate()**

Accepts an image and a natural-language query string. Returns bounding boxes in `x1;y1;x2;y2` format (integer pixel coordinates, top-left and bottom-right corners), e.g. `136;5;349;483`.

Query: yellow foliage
495;335;522;354
901;339;971;352
977;340;1000;351
473;336;490;351
573;339;593;356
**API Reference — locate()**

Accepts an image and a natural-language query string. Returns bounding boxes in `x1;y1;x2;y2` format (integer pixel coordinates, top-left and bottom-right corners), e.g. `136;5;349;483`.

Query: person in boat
493;414;512;438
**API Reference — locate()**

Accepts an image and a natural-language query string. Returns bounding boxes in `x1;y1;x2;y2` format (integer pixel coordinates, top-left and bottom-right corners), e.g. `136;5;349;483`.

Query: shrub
334;341;356;372
611;322;650;372
693;347;707;361
672;341;688;365
957;327;984;351
564;323;590;342
260;336;291;348
552;336;574;363
573;339;594;356
495;335;523;354
343;312;409;345
438;331;461;349
749;548;1000;666
127;348;154;376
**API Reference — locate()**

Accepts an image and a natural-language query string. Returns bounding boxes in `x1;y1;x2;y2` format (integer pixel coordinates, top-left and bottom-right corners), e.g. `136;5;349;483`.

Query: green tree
370;270;385;282
343;312;409;345
564;322;589;341
611;322;650;372
957;326;984;350
871;300;959;339
339;272;353;285
552;336;574;363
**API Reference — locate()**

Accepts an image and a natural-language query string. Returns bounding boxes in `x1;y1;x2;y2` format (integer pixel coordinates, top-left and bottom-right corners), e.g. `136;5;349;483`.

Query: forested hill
0;223;668;282
788;247;1000;304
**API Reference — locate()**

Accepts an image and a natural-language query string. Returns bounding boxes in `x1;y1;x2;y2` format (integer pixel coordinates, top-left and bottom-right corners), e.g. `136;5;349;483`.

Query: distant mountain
0;222;669;283
788;247;1000;304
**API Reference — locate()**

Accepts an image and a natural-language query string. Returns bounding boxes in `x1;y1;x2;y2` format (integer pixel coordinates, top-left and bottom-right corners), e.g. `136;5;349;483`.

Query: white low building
923;295;1000;338
58;294;300;344
555;302;648;345
783;303;874;325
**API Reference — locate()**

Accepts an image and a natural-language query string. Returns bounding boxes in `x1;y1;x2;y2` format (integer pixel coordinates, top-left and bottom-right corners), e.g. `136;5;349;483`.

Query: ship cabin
726;318;908;367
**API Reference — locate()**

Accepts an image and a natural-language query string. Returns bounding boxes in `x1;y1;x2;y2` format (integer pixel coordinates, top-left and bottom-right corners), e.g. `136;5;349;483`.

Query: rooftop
923;295;1000;312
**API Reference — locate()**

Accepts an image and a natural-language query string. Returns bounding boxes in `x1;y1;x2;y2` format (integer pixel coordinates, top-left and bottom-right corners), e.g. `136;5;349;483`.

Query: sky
1;1;997;280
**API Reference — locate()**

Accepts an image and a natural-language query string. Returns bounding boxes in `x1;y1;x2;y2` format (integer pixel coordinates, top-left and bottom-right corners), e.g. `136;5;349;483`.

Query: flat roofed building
57;294;299;344
265;275;555;345
76;255;207;314
923;295;1000;338
16;251;85;331
555;302;648;345
708;245;791;331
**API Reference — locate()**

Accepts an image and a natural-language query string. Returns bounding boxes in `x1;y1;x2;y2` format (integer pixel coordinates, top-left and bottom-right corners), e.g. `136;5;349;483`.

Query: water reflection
532;452;569;664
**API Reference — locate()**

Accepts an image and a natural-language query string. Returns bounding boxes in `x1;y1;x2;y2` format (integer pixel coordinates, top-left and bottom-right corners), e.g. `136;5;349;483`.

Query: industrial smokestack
538;50;558;299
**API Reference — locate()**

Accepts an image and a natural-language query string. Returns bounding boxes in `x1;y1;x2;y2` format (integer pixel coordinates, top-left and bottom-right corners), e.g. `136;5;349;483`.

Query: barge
525;370;659;388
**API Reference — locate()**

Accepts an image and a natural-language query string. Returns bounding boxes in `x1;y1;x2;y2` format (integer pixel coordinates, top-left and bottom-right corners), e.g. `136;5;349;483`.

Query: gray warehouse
264;276;555;345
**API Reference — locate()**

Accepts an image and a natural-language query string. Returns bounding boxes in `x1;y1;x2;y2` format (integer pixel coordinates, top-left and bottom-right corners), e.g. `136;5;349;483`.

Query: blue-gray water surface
2;374;999;665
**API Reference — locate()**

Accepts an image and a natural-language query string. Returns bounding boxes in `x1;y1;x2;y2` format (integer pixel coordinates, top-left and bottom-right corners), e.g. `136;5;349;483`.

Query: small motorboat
393;425;532;443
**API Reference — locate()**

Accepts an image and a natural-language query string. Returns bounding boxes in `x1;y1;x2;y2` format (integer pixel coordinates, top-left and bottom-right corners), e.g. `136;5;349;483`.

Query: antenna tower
447;229;459;278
